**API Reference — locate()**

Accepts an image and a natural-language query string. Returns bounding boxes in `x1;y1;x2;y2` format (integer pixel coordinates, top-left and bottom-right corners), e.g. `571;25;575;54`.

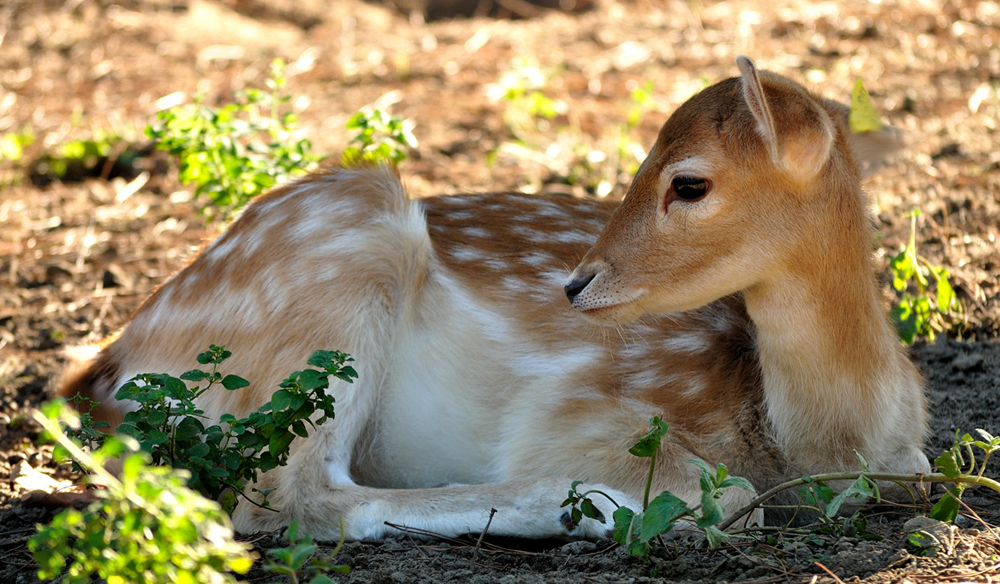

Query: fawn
60;57;930;541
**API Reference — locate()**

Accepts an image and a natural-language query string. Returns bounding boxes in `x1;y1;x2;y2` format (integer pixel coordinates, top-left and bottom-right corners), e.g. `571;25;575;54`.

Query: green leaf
174;416;206;441
269;431;295;456
271;389;293;412
849;79;883;134
221;375;250;390
929;488;963;523
697;493;725;528
719;476;754;491
181;369;208;382
641;492;690;542
291;419;309;438
703;525;730;549
935;274;956;312
296;369;329;392
934;448;962;479
611;506;636;546
579;498;606;524
826;476;876;517
146;411;167;426
629;416;668;458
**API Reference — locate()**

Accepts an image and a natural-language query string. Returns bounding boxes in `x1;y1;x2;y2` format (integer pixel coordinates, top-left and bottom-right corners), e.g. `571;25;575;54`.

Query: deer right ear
737;56;835;183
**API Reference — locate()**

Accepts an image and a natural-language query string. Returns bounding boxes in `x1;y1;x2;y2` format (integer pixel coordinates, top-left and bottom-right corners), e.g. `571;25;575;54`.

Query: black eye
671;176;711;201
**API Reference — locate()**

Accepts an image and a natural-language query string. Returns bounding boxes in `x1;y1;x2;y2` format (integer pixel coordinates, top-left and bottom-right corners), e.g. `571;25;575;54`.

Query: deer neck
742;238;917;474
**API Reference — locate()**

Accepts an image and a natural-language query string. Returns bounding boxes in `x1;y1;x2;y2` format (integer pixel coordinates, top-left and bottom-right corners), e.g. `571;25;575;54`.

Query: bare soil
1;0;999;582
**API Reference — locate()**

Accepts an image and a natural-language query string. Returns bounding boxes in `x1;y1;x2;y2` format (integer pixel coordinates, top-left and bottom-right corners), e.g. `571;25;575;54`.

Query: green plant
30;401;255;584
489;64;657;198
264;520;350;584
716;430;1000;535
146;59;322;219
340;108;417;167
60;394;111;472
66;345;356;514
795;453;880;523
889;209;966;344
566;80;655;197
562;417;754;558
488;57;565;140
0;129;34;162
116;346;354;513
928;429;1000;523
29;127;141;183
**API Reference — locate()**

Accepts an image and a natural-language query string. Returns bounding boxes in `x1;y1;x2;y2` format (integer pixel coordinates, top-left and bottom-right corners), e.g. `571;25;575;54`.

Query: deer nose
564;273;596;303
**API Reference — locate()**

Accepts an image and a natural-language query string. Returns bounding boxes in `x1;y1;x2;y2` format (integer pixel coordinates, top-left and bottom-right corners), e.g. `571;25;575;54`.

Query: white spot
620;342;655;361
681;377;707;397
484;258;510;271
624;369;669;390
533;201;572;219
522;251;557;268
501;276;528;293
446;210;475;221
461;226;491;238
552;230;596;245
661;333;711;353
450;245;488;262
510;225;549;242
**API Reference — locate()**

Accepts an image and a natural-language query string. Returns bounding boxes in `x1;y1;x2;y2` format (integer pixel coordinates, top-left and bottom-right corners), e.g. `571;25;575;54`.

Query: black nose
564;274;596;303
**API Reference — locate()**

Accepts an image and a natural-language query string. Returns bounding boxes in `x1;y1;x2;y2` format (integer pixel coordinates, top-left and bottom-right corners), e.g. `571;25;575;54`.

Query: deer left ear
737;56;834;183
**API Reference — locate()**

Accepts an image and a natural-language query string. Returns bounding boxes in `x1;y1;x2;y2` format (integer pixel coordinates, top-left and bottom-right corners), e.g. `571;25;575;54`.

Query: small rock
903;516;955;555
560;540;598;554
952;353;984;373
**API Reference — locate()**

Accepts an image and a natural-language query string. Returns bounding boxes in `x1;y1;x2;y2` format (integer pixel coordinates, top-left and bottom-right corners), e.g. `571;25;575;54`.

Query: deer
59;57;930;542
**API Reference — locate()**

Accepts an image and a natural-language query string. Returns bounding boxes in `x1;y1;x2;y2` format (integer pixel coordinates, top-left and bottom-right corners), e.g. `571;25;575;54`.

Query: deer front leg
233;424;641;541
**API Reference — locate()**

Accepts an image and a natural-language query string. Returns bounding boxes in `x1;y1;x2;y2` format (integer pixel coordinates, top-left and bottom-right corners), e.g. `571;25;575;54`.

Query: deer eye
671;176;711;201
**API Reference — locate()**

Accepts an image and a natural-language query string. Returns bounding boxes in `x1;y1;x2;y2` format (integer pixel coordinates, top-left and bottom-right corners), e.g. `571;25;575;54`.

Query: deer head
565;57;902;325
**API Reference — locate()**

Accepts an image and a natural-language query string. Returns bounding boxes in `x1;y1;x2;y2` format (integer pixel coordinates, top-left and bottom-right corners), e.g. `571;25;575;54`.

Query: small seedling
264;520;350;584
340;108;417;167
563;417;754;558
59;394;110;472
567;80;655;196
488;57;566;140
929;429;1000;522
147;59;323;219
0;129;34;163
29;127;145;184
30;401;255;584
889;209;966;343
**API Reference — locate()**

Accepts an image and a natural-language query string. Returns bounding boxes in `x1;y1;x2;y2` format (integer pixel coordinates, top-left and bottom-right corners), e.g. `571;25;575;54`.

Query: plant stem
643;449;657;510
717;472;1000;532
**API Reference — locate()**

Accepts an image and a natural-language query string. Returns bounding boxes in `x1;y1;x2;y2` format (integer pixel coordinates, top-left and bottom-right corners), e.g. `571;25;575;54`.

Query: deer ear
737;56;834;182
820;97;906;178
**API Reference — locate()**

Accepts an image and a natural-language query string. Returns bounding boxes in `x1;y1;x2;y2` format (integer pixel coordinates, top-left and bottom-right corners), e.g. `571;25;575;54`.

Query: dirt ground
1;0;999;582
